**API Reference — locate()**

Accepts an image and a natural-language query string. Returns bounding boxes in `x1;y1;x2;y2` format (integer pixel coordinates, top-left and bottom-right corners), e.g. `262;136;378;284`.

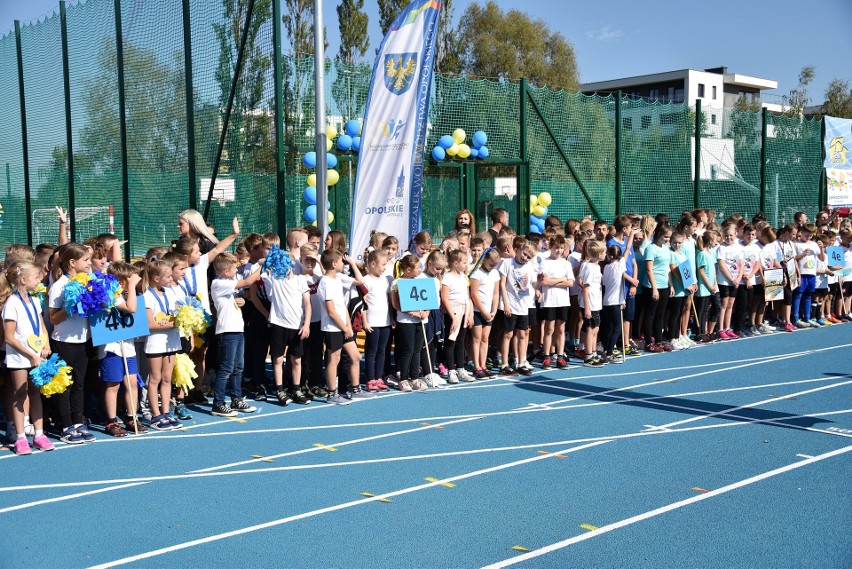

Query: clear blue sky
1;0;850;102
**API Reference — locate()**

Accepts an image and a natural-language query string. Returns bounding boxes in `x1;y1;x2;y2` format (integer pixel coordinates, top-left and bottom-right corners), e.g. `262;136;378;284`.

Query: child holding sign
3;260;54;454
98;262;144;436
390;255;429;392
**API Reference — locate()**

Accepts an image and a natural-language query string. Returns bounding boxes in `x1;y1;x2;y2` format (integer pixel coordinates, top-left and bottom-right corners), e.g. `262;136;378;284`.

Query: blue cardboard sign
678;260;696;288
397;278;440;312
826;246;845;267
90;296;151;347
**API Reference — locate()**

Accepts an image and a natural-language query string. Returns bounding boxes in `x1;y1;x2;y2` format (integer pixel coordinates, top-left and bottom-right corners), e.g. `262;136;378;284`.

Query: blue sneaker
60;426;86;445
76;424;96;442
326;391;352;406
149;415;173;431
174;402;192;420
165;413;182;429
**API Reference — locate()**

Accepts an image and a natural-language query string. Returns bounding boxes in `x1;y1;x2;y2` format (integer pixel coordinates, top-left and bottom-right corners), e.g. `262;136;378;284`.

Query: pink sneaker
33;434;55;451
374;378;390;391
719;329;732;340
784;322;796;332
14;437;32;455
366;379;379;392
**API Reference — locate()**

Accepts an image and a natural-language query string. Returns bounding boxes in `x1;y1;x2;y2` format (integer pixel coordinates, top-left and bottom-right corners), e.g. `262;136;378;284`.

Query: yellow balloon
452;128;466;144
446;143;459;156
325;125;338;140
325;136;333;152
532;205;546;217
530;195;538;210
311;220;317;227
327;169;340;186
537;192;552;207
457;143;471;159
327;211;335;224
307;173;317;187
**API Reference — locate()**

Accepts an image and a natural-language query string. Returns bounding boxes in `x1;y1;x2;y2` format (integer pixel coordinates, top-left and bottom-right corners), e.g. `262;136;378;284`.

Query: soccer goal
31;205;114;244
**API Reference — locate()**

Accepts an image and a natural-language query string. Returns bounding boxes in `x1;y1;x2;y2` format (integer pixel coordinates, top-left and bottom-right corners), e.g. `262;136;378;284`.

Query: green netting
0;32;26;246
0;0;830;256
765;113;823;226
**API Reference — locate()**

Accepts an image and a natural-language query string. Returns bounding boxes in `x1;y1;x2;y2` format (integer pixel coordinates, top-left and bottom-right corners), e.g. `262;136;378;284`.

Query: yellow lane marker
425;477;456;488
249;454;276;463
692;487;710;493
421;422;444;430
313;443;338;451
537;450;568;459
251;454;263;458
579;524;599;532
227;417;247;423
361;492;391;503
512;546;530;552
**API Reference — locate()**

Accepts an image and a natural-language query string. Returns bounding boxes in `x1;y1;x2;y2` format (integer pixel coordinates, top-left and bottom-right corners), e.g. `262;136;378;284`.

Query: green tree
823;78;852;118
455;1;578;91
283;0;327;57
783;65;815;117
213;0;274;174
377;0;406;35
435;0;462;76
331;0;370;119
336;0;369;64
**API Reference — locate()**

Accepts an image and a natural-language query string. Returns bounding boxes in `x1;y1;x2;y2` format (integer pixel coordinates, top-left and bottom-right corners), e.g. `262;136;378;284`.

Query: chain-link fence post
694;99;701;209
114;0;131;259
182;0;197;211
14;20;33;245
60;1;77;241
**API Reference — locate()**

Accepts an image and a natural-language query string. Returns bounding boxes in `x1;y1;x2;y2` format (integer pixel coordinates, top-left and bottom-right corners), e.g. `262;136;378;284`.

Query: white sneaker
423;373;445;388
447;370;459;384
760;323;774;334
671;338;685;350
457;368;476;383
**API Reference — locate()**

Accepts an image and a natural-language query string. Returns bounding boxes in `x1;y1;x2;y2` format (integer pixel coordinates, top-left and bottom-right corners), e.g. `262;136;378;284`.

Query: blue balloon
472;130;488;148
352;136;361;152
337;134;353;151
344;119;361;137
304;205;318;222
302;151;317;168
431;146;446;161
303;186;317;205
438;135;455;149
326;153;338;169
477;146;490;159
469;147;479;158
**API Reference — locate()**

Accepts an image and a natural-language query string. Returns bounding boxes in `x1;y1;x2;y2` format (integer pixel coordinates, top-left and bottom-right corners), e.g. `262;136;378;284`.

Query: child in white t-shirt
441;249;474;383
296;244;326;397
263;252;312;406
469;248;500;378
210;253;261;417
498;237;538;376
579;241;605;367
601;245;629;363
361;250;392;392
539;235;574;369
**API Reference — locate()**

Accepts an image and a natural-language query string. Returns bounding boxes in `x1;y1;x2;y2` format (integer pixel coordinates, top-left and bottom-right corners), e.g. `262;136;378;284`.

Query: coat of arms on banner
384;53;417;94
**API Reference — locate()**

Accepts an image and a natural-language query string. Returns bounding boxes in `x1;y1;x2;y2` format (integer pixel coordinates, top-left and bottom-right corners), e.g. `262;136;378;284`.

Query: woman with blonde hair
177;209;218;254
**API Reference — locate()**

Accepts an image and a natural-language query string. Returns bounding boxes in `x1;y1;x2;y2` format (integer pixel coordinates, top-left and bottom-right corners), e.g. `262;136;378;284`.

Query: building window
667;87;675;102
623;117;632;131
674;88;684;103
649;88;660;101
660;113;677;125
697;83;705;98
712;85;717;99
711;114;717;125
641;116;651;130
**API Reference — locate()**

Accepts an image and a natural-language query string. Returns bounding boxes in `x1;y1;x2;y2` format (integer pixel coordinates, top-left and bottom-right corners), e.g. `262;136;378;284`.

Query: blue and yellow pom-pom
29;354;73;398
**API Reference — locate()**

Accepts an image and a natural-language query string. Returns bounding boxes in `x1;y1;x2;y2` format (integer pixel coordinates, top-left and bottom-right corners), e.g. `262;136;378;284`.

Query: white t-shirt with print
499;258;535;315
578;261;603;311
48;275;91;343
3;292;45;368
143;287;181;353
540;257;573;308
264;274;309;329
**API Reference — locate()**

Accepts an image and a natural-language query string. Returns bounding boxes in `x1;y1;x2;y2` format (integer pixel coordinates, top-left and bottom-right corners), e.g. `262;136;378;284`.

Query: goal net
31;206;114;244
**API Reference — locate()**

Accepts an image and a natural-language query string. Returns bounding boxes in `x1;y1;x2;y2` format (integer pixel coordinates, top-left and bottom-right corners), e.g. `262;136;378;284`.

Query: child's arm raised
235;267;261;290
205;217;241;262
116;273;141;313
344;254;365;286
56;206;68;246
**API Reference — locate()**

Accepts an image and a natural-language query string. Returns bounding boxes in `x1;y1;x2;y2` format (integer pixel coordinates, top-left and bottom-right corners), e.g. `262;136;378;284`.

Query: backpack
348;283;369;333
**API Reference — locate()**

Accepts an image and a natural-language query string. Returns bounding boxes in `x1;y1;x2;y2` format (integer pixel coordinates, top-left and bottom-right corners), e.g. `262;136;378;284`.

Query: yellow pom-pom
71;273;91;286
40;366;73;398
173;353;198;391
174;304;209;338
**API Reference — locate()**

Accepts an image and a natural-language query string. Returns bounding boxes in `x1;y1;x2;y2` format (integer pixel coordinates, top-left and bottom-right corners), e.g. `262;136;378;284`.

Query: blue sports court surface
1;324;850;568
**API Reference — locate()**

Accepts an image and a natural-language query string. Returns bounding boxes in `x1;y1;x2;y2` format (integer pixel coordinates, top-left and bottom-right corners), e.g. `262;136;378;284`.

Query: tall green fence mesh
0;0;828;256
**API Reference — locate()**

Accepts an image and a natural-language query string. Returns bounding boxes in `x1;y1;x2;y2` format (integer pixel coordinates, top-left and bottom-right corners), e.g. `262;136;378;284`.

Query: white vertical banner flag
349;0;442;260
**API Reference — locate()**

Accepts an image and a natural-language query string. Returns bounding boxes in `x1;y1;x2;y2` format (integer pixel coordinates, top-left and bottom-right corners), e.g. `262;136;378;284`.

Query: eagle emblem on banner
384;53;417;95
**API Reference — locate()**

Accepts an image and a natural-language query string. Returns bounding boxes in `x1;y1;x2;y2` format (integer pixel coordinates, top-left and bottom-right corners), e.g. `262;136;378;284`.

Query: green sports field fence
0;0;825;257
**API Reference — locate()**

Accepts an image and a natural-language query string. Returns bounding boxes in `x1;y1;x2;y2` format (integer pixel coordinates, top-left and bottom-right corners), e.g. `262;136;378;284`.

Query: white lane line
480;444;852;569
190;416;482;473
87;440;613;569
0;482;148;514
796;454;814;459
7;408;851;494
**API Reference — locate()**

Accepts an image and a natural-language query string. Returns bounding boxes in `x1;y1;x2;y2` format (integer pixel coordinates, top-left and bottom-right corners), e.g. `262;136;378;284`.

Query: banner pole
120;342;138;436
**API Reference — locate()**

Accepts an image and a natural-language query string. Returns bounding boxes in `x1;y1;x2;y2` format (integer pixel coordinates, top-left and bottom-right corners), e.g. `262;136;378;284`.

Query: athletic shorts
100;352;139;383
270;324;305;358
324;331;354;352
145;350;178;358
718;284;738;299
541;306;569;322
527;307;538;328
581;310;601;331
473;312;493;327
500;312;530;332
829;282;840;297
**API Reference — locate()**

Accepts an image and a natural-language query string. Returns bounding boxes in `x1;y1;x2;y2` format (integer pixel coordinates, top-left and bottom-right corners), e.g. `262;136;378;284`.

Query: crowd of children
2;205;851;453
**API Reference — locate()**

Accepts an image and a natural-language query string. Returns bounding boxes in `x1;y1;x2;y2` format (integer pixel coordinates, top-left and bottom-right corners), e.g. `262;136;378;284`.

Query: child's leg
342;341;361;387
290;355;302;388
189;345;208;397
147;355;164;416
555;320;566;355
326;349;341;392
160;355;175;414
470;325;483;369
364;329;379;381
26;379;43;431
103;383;120;420
215;333;238;404
123;375;138;418
584;326;599;357
10;369;29;436
479;325;493;367
542;318;555;356
272;352;286;389
515;328;529;363
2;376;14;434
500;328;513;367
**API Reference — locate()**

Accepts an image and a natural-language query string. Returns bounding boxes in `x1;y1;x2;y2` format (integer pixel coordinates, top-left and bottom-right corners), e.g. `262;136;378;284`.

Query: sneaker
819;318;831;326
409;379;428;392
499;366;518;376
60;426;86;444
165;414;182;429
366;379;380;392
761;323;775;334
210;404;237;418
457;368;476;383
750;326;762;336
382;374;399;390
795;320;810;329
437;363;449;378
375;378;390;391
784;322;797;332
4;427;17;446
149;414;174;430
141;407;153;423
290;389;311;404
659;342;673;352
624;346;641;357
574;348;587;360
473;369;489;380
326;391;352;405
32;434;55;451
423;373;443;387
584;356;605;368
606;354;623;364
253;384;268;402
517;365;533;377
310;385;330;399
231;397;257;413
541;356;552;369
76;424;96;442
174;402;192;421
447;370;460;384
398;380;413;392
347;386;377;399
828;314;842;324
670;338;685;350
124;417;149;434
808;319;821;328
645;343;663;353
276;389;293;405
556;355;568;367
189;390;208;404
14;437;32;455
